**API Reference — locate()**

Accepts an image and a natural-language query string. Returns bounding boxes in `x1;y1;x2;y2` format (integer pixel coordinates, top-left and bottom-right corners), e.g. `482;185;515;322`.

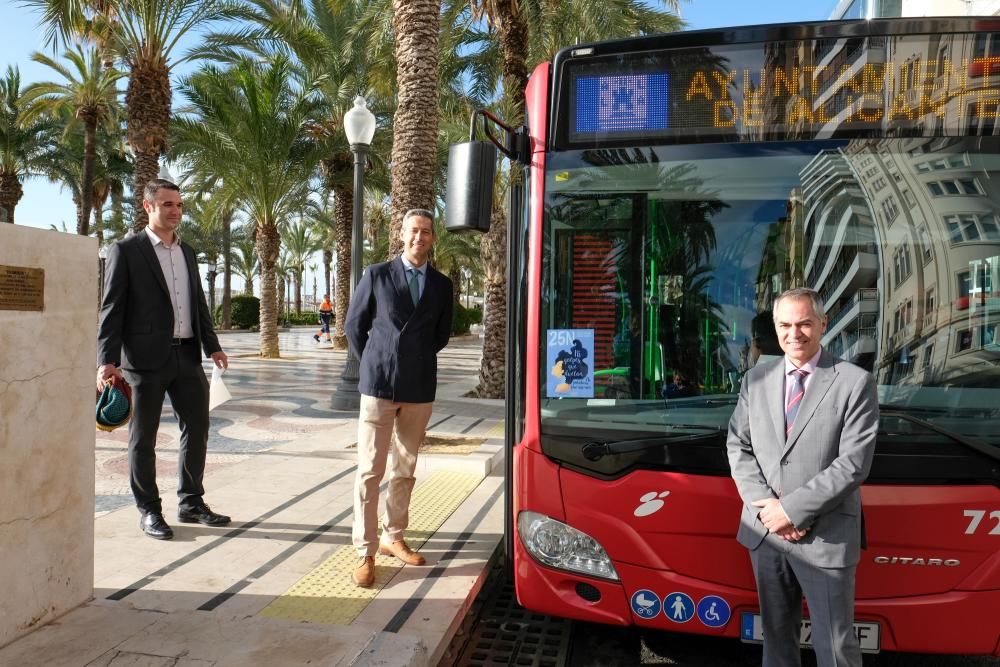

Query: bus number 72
963;510;1000;535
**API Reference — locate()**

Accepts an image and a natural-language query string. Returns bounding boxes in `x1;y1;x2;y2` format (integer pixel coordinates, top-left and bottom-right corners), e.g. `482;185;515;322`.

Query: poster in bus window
546;329;594;398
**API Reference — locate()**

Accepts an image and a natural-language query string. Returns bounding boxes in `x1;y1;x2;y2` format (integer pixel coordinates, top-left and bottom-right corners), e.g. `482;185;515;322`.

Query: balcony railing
818;243;878;306
826;288;879;331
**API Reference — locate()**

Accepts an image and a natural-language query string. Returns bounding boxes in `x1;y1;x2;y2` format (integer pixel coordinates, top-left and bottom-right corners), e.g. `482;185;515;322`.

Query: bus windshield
539;137;1000;450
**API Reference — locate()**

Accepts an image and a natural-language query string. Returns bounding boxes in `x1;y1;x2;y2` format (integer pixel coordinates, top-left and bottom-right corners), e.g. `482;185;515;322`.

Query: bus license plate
740;612;880;653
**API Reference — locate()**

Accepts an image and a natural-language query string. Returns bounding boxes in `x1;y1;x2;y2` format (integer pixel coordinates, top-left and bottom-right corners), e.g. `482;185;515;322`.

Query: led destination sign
565;34;1000;144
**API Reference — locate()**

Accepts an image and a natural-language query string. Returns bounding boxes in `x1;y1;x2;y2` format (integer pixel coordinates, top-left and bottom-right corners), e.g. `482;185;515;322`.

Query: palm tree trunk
131;149;158;232
278;277;288;321
389;0;440;257
474;205;507;398
126;63;171;233
74;196;84;237
323;248;332;301
450;266;461;306
473;0;529;399
79;119;97;236
256;221;281;358
0;172;23;223
275;274;283;328
207;267;218;317
295;269;303;315
332;184;352;350
93;187;108;245
222;213;233;329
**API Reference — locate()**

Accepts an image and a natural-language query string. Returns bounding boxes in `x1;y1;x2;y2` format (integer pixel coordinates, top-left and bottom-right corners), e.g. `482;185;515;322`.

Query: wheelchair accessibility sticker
697;595;731;628
663;592;695;623
630;590;661;619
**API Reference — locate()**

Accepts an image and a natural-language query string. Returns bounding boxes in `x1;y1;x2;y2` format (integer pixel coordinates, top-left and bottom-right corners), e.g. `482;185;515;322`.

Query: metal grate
451;578;571;667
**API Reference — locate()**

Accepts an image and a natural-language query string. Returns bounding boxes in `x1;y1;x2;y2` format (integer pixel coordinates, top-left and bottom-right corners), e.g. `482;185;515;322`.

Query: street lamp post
332;96;376;411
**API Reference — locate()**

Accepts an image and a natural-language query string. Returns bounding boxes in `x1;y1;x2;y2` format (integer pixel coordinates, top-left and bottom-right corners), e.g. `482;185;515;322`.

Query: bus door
547;194;652;399
546;193;734;401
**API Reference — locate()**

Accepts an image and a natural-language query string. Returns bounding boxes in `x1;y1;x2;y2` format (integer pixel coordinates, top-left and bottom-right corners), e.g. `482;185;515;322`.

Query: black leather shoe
140;513;174;540
177;504;231;526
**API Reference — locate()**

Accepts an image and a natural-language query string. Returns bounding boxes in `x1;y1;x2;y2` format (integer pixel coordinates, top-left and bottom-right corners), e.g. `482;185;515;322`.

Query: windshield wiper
879;406;1000;463
582;428;723;462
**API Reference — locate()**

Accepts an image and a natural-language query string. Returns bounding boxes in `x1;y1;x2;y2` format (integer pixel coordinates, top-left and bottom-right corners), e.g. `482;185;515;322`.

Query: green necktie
408;268;420;306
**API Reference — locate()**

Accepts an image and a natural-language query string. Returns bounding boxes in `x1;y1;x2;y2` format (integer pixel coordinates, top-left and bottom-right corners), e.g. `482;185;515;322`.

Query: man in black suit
344;208;453;587
97;179;231;540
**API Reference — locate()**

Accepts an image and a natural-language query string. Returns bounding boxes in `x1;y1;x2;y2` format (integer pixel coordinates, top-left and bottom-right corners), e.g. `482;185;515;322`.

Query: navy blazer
97;231;221;371
344;257;453;403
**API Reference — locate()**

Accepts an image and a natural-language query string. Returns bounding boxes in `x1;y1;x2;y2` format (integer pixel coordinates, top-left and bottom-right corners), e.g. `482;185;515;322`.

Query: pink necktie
785;369;808;437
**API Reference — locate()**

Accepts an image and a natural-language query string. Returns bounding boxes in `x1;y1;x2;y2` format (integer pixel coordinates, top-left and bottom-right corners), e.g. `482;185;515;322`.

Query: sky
2;0;835;235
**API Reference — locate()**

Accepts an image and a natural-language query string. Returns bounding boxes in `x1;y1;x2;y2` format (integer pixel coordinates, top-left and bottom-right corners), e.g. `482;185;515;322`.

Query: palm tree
91;143;131;245
172;56;321;357
464;0;684;397
0;66;54;224
32;108;129;240
173;167;239;328
281;219;318;315
274;250;295;325
231;230;259;297
306;196;336;314
388;0;440;256
432;215;481;305
27;0;222;231
22;46;124;235
199;0;394;350
179;196;225;316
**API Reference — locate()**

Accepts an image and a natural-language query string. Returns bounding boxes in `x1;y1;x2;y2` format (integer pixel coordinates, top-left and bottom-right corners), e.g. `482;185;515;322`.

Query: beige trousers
352;394;434;556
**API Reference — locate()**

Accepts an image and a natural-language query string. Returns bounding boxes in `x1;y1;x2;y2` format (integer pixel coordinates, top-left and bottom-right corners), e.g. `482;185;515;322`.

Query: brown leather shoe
378;539;426;565
352;556;375;587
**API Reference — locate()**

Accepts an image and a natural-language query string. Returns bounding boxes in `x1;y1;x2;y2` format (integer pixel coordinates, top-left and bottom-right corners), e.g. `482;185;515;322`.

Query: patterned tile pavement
94;329;501;515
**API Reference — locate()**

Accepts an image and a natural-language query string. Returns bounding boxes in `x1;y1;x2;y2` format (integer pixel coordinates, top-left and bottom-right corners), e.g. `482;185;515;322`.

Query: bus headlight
517;510;619;581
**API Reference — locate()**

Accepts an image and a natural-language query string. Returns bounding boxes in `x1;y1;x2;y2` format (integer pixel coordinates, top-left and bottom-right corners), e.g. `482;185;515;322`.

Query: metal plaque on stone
0;265;44;311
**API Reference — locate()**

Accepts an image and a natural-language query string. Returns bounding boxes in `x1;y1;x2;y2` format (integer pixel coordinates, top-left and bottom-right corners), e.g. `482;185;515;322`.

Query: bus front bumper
514;552;1000;656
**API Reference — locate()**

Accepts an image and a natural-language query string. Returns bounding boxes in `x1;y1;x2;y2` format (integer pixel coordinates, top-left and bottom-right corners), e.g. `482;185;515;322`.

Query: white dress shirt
144;227;195;339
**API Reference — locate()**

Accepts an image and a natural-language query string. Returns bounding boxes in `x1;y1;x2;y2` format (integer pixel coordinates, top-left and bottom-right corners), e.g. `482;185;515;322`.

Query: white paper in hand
209;366;232;411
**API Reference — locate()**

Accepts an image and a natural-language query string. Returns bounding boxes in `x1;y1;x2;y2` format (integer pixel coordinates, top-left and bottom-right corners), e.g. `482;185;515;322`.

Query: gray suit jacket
727;349;878;568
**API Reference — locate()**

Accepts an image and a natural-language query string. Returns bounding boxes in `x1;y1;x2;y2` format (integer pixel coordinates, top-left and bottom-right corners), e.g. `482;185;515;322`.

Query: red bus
446;17;1000;656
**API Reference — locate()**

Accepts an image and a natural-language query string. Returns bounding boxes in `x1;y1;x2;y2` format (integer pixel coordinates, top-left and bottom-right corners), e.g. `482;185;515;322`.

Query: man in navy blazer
344;208;453;587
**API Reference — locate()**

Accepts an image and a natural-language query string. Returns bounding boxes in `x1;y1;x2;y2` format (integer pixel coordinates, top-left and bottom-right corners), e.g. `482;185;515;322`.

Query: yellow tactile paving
483;420;505;438
259;470;481;625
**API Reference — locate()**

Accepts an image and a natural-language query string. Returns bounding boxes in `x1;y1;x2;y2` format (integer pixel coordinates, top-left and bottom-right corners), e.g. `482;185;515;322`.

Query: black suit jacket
344;257;453;403
97;231;221;371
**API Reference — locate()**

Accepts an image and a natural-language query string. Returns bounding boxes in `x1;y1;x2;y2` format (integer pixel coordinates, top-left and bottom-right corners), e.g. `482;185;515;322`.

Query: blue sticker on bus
546;329;594;398
697;595;731;628
662;592;695;623
630;589;661;619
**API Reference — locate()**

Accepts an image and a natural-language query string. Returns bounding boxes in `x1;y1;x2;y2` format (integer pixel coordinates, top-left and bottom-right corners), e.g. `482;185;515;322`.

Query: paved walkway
0;331;504;667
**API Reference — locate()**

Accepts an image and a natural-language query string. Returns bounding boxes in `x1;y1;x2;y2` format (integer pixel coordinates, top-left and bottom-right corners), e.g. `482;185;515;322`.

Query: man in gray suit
727;287;879;667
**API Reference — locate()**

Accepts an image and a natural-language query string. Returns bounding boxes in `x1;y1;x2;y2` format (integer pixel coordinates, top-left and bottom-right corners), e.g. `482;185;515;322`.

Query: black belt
171;337;196;346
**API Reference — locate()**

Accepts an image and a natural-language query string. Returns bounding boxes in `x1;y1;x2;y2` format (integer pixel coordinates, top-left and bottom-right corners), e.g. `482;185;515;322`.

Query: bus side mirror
445;141;497;232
